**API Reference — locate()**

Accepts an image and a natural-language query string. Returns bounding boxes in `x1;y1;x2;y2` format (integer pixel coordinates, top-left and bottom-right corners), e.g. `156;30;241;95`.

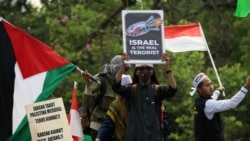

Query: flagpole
198;23;225;96
76;66;99;83
74;81;77;88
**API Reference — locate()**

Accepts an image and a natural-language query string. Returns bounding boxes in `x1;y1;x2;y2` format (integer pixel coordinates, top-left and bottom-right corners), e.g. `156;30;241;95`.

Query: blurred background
1;0;250;140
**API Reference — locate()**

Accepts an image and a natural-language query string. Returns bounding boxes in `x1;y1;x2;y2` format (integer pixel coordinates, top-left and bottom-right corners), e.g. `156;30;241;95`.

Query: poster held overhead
122;10;165;64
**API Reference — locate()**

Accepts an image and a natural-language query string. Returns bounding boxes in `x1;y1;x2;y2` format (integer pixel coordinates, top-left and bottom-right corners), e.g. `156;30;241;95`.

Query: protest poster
25;98;73;141
122;10;165;64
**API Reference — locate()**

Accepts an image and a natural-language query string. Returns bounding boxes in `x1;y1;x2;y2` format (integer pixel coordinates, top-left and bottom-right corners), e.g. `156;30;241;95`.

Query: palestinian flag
0;18;76;140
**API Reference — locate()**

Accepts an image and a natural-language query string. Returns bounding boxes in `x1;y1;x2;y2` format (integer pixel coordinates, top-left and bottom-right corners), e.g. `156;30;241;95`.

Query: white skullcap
189;73;208;96
135;64;153;68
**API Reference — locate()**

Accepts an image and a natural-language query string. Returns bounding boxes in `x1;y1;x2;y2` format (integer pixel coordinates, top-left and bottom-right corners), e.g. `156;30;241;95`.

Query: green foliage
1;0;250;140
223;116;245;141
163;52;205;141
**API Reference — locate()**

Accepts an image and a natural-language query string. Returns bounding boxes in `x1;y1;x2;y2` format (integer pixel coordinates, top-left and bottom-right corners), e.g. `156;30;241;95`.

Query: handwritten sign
122;10;165;64
25;98;73;141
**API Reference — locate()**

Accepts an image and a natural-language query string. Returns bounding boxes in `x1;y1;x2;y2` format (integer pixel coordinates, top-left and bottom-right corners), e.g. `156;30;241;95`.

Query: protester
191;72;250;141
95;74;131;141
82;55;130;141
95;96;170;141
95;96;128;141
161;105;170;141
112;53;177;141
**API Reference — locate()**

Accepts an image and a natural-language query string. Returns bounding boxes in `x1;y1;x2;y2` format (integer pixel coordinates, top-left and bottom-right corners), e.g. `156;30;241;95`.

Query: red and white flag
68;81;84;141
164;23;208;52
164;23;225;96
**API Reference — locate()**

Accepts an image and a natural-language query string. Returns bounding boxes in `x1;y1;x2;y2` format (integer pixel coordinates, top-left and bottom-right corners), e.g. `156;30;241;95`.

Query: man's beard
139;72;151;82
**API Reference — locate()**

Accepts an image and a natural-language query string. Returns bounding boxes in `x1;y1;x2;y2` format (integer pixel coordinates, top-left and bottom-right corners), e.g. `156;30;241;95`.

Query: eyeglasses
137;67;153;71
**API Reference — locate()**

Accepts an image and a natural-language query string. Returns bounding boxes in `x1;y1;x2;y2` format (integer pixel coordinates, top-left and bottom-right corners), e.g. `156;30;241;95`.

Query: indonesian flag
68;81;84;141
164;23;208;52
0;18;76;140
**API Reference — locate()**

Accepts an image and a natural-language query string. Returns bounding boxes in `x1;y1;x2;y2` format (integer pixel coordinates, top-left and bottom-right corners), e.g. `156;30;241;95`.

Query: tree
1;0;250;140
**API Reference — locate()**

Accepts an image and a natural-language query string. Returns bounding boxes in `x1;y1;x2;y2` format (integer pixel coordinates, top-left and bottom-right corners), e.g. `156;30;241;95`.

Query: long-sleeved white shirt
204;87;248;119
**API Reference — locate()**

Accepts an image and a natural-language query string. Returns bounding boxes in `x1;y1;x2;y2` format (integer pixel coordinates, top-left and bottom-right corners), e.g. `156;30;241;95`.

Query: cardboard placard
25;98;73;141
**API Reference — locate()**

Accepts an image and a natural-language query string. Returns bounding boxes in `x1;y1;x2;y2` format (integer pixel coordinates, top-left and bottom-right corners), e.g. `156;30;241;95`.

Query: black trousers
90;128;116;141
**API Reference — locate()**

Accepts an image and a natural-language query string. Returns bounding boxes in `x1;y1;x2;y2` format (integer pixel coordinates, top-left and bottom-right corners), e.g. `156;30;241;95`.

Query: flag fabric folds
164;22;225;97
68;81;84;141
234;0;250;17
0;18;76;141
164;23;208;52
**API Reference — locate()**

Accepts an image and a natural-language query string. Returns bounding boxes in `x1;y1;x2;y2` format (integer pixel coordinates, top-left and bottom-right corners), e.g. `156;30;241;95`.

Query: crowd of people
81;53;250;141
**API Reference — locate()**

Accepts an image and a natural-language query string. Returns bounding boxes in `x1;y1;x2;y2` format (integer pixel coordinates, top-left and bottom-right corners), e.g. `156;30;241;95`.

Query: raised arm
82;70;93;87
244;76;250;89
162;53;177;89
115;53;130;84
204;75;250;119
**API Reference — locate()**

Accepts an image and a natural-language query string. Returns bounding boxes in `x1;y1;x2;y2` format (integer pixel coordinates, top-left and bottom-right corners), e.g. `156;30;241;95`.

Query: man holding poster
122;10;165;64
112;52;177;141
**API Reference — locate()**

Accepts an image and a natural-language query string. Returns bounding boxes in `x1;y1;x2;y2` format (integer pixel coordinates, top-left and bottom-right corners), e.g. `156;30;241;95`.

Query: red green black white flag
0;18;76;141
